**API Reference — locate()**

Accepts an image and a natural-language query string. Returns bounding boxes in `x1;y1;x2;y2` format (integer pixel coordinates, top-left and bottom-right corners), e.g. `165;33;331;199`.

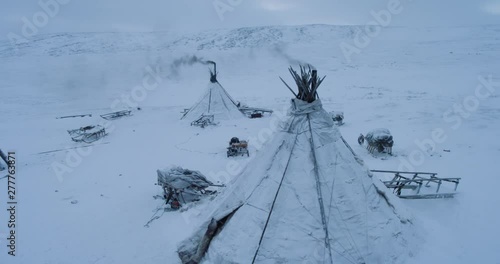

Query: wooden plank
383;179;424;185
0;149;8;165
239;107;274;113
371;169;437;176
56;114;92;119
37;142;110;155
398;193;456;199
384;184;419;190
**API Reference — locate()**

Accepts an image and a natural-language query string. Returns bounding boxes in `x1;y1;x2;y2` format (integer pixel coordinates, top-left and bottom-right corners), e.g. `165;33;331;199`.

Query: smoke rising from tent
271;45;316;70
167;55;216;78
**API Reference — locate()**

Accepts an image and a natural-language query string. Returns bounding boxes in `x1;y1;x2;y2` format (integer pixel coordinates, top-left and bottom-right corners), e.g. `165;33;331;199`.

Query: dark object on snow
56;114;92;119
170;198;181;210
329;111;344;126
191;115;216;128
208;61;217;83
67;125;107;143
100;110;132;120
250;112;263;118
227;137;249;157
229;137;240;145
358;128;393;154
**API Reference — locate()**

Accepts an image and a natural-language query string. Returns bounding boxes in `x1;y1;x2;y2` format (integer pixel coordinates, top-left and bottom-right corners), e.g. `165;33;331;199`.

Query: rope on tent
246;139;287;200
340;135;364;166
219;81;239;106
324;153;366;263
208;86;212;113
341;134;372;255
273;218;358;264
322;154;364;264
330;195;365;263
307;114;334;264
326;154;338;224
181;95;204;120
217;88;233;115
251;133;299;264
324;155;362;263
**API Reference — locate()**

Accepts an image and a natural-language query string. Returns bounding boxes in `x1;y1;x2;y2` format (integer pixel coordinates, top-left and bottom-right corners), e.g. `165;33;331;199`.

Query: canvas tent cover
181;81;244;121
178;99;417;264
157;166;213;190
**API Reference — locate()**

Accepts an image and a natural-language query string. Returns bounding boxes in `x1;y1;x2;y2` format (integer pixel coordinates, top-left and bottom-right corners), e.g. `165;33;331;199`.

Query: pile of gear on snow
157;166;222;210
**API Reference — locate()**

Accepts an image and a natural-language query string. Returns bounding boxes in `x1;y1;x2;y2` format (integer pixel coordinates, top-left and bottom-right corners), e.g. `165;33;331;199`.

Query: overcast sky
2;0;500;39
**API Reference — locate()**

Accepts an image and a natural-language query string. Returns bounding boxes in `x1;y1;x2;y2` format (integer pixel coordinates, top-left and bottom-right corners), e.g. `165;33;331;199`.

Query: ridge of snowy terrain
1;24;499;264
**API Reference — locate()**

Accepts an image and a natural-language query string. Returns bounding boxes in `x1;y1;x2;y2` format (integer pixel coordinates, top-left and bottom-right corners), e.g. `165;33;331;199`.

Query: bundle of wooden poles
280;65;326;103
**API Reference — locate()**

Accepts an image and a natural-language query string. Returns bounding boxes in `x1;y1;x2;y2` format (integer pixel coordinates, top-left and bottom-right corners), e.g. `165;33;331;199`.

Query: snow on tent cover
181;62;244;121
177;66;418;264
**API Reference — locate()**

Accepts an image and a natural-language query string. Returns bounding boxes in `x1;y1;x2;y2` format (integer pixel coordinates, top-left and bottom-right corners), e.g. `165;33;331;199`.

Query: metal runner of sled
67;125;107;143
371;170;461;199
100;110;132;120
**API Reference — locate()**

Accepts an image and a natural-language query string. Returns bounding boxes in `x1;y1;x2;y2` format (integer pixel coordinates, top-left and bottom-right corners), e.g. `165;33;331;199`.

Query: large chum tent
178;67;416;264
181;62;244;121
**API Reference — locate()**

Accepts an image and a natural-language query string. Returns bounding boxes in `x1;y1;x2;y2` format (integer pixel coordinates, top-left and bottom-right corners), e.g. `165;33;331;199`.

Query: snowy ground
1;25;499;263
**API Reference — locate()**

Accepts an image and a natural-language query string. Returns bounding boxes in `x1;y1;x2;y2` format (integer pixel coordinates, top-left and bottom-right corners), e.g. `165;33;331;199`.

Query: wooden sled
100;110;132;120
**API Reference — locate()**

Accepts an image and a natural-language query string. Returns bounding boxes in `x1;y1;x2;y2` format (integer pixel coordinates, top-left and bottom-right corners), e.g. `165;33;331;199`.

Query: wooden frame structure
100;110;132;120
67;125;107;143
190;114;216;128
371;170;461;199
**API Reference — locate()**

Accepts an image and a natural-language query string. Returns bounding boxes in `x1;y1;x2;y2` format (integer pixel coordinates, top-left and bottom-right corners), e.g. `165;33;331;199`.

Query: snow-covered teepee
178;67;416;264
181;62;244;121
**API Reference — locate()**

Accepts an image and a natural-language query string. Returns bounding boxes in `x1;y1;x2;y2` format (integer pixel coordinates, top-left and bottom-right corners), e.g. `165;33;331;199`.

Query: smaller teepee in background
181;62;244;121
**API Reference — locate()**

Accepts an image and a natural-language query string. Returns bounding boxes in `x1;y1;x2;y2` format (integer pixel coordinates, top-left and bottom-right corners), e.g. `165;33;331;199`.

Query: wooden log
0;149;8;165
310;70;317;102
371;169;438;176
56;114;92;119
37;142;110;155
399;193;456;199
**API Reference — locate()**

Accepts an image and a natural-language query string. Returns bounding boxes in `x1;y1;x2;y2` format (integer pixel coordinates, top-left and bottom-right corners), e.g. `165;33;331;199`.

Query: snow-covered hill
1;24;499;263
